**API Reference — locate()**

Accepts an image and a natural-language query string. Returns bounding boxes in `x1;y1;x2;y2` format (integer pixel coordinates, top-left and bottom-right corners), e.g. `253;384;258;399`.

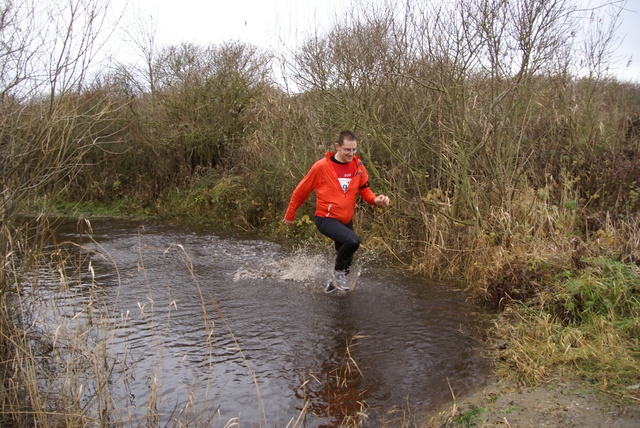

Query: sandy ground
422;377;640;427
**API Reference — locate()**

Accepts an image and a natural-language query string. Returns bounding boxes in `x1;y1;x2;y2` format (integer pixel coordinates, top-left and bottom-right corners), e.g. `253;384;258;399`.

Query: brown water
37;218;491;427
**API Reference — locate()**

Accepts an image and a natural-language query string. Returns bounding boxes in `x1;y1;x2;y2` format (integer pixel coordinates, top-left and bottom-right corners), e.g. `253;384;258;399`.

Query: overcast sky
111;0;639;83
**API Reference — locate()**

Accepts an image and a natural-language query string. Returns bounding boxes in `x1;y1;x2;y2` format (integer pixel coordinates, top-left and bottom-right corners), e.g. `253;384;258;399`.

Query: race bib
338;177;352;192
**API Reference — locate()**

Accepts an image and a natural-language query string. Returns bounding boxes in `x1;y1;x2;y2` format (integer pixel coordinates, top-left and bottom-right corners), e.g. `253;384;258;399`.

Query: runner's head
335;130;357;163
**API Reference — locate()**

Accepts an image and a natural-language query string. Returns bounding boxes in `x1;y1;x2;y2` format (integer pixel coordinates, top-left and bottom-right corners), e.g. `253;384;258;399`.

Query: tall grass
0;218;121;426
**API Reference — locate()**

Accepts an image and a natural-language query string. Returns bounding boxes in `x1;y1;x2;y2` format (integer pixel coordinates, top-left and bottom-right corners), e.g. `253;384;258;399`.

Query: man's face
335;139;358;163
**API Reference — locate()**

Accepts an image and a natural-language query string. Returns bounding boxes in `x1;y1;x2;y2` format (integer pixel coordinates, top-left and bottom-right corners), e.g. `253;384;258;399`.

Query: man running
283;130;390;292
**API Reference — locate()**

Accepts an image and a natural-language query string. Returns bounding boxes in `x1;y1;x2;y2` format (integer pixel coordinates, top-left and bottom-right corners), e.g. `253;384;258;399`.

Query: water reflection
37;218;491;426
290;295;370;426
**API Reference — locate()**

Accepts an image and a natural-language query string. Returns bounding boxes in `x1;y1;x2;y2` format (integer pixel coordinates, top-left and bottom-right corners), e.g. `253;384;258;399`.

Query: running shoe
331;270;350;291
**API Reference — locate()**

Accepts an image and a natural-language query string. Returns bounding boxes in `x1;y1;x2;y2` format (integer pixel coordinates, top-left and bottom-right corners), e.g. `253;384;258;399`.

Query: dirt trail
424;378;640;427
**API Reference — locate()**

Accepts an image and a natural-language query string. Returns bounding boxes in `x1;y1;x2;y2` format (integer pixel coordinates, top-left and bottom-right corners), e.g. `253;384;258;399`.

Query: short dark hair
336;130;356;146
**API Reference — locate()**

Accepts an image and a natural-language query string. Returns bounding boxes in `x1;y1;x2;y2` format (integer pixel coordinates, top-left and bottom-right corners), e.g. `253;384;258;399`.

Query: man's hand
374;195;390;206
283;218;293;225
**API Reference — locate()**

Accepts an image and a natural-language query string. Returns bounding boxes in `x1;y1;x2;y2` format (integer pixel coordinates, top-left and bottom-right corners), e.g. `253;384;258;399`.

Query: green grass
452;406;486;427
493;256;640;396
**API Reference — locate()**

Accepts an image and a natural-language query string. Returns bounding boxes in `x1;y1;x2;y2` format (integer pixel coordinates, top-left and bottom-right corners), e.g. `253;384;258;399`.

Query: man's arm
283;164;320;224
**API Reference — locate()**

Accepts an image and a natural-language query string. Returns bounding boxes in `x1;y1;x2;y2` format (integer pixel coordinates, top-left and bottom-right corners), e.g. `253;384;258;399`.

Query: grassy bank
492;256;640;390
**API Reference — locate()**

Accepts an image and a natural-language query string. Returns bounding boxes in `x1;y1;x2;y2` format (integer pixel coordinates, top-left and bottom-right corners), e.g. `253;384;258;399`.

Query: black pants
314;216;360;273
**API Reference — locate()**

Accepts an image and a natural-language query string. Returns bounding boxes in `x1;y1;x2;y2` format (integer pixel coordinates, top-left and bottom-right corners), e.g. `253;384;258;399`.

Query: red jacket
285;153;377;224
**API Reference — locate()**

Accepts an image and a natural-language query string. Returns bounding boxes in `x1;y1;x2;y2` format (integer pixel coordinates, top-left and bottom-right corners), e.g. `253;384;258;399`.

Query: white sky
110;0;639;83
610;2;640;82
113;0;350;55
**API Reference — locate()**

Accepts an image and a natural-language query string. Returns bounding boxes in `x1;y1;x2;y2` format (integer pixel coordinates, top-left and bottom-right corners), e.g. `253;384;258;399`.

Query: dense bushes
2;0;638;277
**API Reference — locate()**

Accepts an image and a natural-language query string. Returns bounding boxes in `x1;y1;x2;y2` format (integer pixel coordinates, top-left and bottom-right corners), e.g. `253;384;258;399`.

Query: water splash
233;246;329;282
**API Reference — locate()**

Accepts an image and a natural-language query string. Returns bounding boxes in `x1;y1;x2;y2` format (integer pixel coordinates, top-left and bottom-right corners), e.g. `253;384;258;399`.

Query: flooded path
40;218;491;426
